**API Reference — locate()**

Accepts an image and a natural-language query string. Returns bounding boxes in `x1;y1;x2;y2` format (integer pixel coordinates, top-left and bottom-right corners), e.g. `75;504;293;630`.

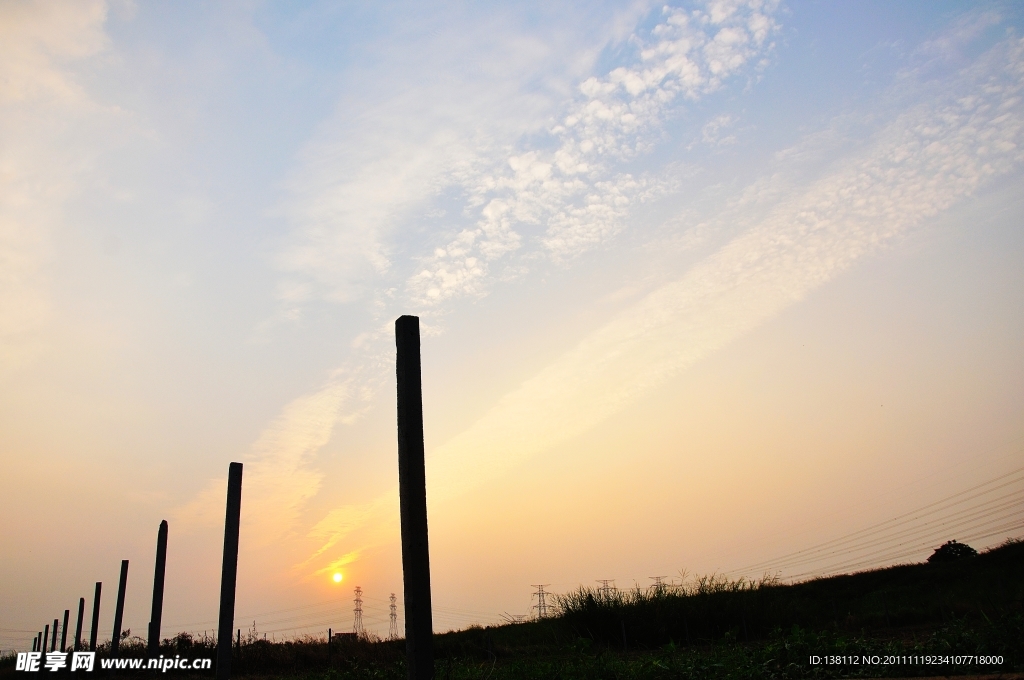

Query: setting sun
333;572;342;583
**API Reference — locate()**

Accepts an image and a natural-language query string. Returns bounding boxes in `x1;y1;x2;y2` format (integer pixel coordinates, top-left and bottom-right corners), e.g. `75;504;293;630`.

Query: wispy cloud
173;377;353;546
276;2;780;315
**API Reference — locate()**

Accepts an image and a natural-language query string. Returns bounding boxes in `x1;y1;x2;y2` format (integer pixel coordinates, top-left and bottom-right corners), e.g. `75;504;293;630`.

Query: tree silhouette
927;540;977;563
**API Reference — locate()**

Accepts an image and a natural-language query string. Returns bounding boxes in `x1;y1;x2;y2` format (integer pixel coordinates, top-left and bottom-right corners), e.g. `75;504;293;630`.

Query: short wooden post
74;598;85;651
395;315;434;680
89;582;102;651
216;462;243;680
110;560;129;658
61;610;70;652
148;520;169;657
33;634;38;652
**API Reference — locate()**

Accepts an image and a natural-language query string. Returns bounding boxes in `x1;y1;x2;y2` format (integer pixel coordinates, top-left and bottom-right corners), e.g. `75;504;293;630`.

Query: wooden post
33;634;38;652
61;610;70;652
395;315;434;680
327;627;331;666
42;626;49;654
148;520;169;658
51;619;58;652
74;598;85;651
90;582;102;651
216;462;243;680
110;560;129;658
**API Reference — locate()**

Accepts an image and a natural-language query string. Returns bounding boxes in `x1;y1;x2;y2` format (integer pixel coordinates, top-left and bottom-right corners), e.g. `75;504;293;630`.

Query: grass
2;540;1021;678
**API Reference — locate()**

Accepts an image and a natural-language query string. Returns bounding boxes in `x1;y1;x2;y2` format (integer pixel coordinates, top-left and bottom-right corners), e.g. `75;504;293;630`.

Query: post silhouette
51;619;58;651
395;315;434;680
90;582;102;651
110;560;129;659
148;520;169;657
42;626;49;654
216;462;243;680
33;634;39;652
74;598;85;651
61;610;70;652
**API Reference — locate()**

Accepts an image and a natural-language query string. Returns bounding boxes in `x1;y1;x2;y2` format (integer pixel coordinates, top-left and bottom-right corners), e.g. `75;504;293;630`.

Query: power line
730;466;1024;578
753;489;1024;574
787;517;1024;580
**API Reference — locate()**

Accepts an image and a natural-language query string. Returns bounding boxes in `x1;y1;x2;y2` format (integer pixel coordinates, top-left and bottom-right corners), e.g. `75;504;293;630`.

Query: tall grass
553;540;1024;649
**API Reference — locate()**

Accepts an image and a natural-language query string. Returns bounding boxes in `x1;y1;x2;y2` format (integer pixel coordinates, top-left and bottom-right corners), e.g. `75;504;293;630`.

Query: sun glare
333;572;343;583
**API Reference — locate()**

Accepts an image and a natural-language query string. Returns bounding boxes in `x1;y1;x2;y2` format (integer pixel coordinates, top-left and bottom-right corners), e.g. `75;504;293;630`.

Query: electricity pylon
388;593;398;640
353;587;365;636
596;580;617;600
531;585;551;619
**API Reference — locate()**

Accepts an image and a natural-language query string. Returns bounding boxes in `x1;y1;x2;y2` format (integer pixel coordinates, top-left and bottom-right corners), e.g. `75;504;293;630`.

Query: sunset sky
2;0;1023;648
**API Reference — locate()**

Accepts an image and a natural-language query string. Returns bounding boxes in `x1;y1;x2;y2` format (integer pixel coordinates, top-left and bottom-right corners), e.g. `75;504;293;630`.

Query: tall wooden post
395;315;434;680
42;626;49;654
74;598;85;651
216;463;243;680
61;610;70;652
110;560;129;658
89;582;102;651
148;520;169;657
51;619;58;651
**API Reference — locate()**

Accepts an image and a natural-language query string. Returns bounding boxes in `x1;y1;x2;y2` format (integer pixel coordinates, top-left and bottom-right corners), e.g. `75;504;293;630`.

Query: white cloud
413;0;781;304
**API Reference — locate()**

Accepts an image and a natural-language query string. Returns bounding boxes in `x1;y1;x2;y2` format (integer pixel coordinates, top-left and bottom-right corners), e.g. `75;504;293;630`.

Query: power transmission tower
649;576;668;595
353;587;365;637
388;593;398;640
596;580;617;600
531;585;551;620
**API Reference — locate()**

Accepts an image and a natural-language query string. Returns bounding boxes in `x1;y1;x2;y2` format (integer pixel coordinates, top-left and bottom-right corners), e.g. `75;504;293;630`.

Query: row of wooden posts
32;466;240;680
31;316;435;680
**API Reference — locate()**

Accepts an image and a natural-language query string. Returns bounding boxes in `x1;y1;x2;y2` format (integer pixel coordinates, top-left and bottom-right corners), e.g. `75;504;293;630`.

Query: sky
2;0;1023;649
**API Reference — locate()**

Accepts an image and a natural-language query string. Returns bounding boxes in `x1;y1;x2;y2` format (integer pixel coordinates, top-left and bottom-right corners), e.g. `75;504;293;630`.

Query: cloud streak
423;32;1024;496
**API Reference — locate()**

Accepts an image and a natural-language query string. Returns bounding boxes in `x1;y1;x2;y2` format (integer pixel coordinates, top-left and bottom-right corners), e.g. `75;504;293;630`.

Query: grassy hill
2;539;1021;678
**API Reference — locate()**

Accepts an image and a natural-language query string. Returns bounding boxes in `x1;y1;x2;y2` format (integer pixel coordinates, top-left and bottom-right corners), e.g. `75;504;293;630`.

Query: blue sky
2;0;1023;645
